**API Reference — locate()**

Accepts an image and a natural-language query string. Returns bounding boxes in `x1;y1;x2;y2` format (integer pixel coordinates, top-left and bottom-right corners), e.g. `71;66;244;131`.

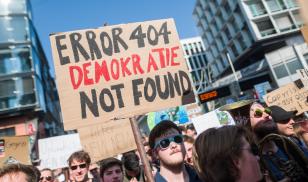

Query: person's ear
233;157;241;169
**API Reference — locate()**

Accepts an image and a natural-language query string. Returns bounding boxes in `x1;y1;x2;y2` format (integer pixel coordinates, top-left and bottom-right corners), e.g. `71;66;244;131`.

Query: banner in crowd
50;18;195;130
192;109;234;135
78;119;136;163
39;133;82;169
0;136;30;167
263;81;308;114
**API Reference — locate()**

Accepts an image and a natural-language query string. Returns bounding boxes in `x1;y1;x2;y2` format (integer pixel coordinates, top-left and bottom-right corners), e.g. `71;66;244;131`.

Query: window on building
230;17;239;32
0;16;29;43
0;127;15;137
0;0;27;15
247;1;267;17
266;0;286;12
274;14;295;32
198;42;204;52
198;55;205;67
273;63;288;79
237;34;247;51
184;44;189;55
0;76;36;111
224;2;231;16
0;47;31;75
193;56;200;68
188;57;195;70
194;43;199;53
189;43;194;54
285;0;298;8
230;43;239;57
286;58;303;74
292;10;304;27
256;19;276;37
224;27;232;40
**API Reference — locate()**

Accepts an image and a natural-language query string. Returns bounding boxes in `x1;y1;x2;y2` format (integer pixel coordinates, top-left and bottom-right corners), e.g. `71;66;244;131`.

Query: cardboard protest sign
39;133;82;169
78;119;136;163
263;82;308;114
0;136;30;166
50;18;195;130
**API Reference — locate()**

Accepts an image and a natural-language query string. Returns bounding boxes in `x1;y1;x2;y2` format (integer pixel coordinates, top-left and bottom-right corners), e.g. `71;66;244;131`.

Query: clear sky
31;0;199;76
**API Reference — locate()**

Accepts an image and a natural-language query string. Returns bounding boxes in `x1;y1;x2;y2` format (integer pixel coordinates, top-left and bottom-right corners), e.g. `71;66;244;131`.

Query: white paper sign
39;134;82;169
192;109;234;135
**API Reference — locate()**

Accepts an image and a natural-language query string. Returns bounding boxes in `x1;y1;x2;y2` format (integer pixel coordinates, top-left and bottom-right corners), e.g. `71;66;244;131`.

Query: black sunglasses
39;176;52;181
154;135;183;149
70;163;87;170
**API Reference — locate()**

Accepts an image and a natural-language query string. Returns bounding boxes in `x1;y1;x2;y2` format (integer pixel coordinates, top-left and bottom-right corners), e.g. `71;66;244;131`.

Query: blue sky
31;0;199;75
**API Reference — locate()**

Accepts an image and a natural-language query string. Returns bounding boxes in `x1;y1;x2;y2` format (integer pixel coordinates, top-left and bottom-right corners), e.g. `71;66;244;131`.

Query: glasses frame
39;176;53;181
70;163;87;170
254;108;272;118
154;134;183;149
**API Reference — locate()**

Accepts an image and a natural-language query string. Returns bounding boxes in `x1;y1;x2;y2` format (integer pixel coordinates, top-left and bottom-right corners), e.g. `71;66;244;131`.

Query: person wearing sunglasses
67;150;92;182
40;168;55;182
193;125;262;182
148;120;202;182
250;102;308;182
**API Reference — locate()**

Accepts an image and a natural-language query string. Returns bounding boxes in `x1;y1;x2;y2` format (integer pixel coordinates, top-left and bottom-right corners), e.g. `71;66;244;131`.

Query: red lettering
111;59;120;80
83;62;94;85
132;54;144;75
95;60;110;83
120;57;132;77
69;66;83;90
171;46;180;66
147;53;158;72
166;47;170;66
152;48;166;68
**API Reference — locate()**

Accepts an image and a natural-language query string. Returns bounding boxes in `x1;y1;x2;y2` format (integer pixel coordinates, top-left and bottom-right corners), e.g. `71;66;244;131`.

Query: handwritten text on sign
78;119;136;163
50;19;195;130
38;133;82;170
0;136;30;166
264;82;308;114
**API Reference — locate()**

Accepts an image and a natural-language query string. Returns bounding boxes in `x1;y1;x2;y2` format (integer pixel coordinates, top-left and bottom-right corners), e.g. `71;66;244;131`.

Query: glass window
194;43;199;53
0;16;29;43
292;10;304;27
285;0;298;8
273;64;288;79
193;56;200;68
230;43;239;57
0;46;32;75
198;42;204;52
237;34;247;50
0;76;36;111
274;14;295;32
286;58;303;74
266;0;286;12
256;19;276;37
188;57;195;70
224;27;232;40
0;0;27;15
247;1;267;17
198;55;205;67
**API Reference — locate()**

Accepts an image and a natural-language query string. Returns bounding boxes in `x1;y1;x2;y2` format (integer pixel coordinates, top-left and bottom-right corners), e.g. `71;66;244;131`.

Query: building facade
193;0;307;105
0;0;63;161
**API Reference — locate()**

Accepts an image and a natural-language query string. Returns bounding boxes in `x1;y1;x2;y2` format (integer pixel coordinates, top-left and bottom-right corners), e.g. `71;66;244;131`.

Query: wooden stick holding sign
130;116;154;182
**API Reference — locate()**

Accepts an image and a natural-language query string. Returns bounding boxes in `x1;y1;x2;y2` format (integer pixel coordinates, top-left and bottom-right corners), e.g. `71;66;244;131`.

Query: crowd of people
1;102;308;182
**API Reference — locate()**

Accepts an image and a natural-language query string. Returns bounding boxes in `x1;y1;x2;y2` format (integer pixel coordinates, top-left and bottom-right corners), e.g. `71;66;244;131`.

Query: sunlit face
237;137;262;182
102;165;123;182
250;103;272;129
276;118;295;136
40;170;54;182
69;159;89;182
184;141;193;166
155;128;185;168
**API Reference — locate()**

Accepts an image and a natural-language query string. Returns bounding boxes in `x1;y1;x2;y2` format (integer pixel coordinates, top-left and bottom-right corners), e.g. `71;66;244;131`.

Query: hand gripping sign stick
129;116;154;182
